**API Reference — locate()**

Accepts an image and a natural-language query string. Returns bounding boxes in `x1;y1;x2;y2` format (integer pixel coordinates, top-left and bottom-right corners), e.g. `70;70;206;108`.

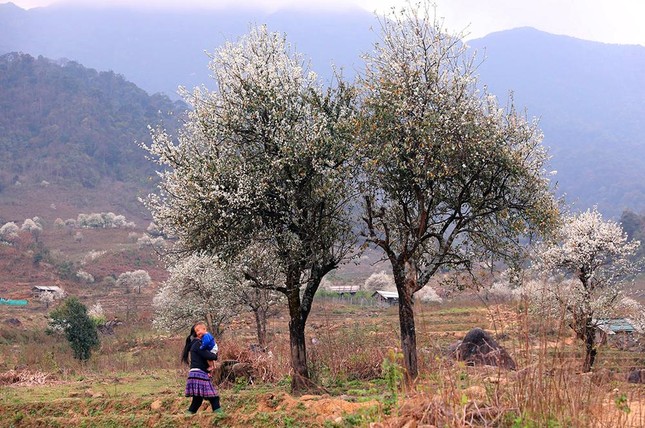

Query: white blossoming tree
116;270;152;294
538;208;641;372
356;2;559;380
0;222;19;243
143;26;356;391
153;253;241;335
154;248;284;347
363;271;396;292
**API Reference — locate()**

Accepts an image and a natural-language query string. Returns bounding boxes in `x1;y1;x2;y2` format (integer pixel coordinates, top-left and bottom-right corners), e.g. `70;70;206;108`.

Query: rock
627;368;645;384
454;328;516;370
150;399;163;411
231;362;252;381
3;318;21;327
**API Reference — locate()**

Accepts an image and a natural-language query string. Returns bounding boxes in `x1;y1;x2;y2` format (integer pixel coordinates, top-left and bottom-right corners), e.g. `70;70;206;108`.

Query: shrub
47;297;100;360
76;270;95;283
0;222;19;242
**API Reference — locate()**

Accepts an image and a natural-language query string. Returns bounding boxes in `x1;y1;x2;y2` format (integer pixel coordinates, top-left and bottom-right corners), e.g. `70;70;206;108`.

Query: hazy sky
7;0;645;46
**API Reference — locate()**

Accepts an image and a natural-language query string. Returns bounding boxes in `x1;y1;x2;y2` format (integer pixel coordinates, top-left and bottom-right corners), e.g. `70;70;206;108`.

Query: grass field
1;295;644;427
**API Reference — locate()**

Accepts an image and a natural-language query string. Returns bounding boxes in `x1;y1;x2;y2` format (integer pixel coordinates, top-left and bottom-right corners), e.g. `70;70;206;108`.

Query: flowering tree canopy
356;2;559;379
538;207;641;371
154;246;283;346
153;253;240;334
143;26;356;392
116;270;151;294
0;222;19;243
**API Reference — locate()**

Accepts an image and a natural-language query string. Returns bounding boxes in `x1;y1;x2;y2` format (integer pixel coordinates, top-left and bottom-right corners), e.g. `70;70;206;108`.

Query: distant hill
1;3;644;217
0;52;185;223
469;28;645;217
0;2;375;97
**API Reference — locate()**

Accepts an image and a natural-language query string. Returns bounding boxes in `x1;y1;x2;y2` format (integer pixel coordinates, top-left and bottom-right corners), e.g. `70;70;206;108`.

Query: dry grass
1;297;643;427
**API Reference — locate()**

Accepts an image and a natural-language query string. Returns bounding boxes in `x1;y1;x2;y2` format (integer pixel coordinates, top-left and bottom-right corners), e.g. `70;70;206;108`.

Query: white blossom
116;270;152;294
143;25;357;390
75;212;136;229
88;302;105;319
21;218;42;233
356;0;559;379
76;270;95;283
536;207;641;371
153;253;240;333
414;286;443;303
0;222;19;242
137;234;165;248
363;271;396;292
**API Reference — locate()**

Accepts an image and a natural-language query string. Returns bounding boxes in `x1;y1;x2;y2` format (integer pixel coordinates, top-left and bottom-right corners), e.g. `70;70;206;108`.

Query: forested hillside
2;3;644;218
0;52;185;192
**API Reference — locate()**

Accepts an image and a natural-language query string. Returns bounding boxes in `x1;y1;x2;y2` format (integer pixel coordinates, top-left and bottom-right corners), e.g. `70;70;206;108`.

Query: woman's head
182;321;208;364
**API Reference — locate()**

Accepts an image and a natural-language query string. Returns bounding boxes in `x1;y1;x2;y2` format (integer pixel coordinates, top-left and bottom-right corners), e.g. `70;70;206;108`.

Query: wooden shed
372;290;399;306
32;285;63;297
328;285;360;296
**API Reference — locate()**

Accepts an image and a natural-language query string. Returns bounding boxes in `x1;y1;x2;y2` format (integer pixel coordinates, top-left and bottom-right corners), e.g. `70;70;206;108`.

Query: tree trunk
287;288;310;393
582;322;597;373
254;307;267;347
397;285;418;382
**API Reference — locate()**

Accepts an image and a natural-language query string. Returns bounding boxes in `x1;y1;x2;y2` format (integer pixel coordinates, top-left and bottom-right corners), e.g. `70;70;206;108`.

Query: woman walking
181;321;221;414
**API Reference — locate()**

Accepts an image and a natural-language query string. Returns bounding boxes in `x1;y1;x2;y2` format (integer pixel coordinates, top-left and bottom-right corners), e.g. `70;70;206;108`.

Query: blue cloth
200;332;217;353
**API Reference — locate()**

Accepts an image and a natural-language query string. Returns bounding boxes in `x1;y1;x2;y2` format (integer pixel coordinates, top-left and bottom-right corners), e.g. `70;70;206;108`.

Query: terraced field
2;297;643;427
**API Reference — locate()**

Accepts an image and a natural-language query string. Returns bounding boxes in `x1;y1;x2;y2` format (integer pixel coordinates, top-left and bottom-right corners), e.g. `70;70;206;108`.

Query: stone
3;318;21;327
150;399;163;411
627;368;645;384
454;327;516;370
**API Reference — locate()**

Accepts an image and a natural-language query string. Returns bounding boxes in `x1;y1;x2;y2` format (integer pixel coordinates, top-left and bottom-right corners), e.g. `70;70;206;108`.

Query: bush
47;297;100;360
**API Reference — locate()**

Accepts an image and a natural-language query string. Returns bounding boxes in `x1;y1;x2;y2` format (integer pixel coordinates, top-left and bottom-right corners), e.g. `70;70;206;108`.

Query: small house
328;285;360;296
32;285;63;297
594;318;642;345
372;290;399;306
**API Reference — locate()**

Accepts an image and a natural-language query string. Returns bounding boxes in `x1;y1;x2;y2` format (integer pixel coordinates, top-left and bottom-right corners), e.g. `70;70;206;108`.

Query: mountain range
0;2;643;220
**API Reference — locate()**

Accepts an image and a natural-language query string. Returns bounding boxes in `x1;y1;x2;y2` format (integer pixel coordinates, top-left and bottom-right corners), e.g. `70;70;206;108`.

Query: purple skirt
185;369;218;398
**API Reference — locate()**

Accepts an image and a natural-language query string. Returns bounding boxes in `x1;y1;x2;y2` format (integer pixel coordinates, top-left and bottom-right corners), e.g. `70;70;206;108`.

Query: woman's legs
208;396;221;411
187;396;203;413
187;396;219;413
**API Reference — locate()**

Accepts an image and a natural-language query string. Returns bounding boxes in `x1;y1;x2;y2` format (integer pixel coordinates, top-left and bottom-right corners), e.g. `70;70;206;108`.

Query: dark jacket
189;338;218;371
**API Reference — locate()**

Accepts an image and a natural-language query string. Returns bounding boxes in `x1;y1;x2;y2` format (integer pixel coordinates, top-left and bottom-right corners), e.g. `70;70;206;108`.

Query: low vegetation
1;296;643;427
